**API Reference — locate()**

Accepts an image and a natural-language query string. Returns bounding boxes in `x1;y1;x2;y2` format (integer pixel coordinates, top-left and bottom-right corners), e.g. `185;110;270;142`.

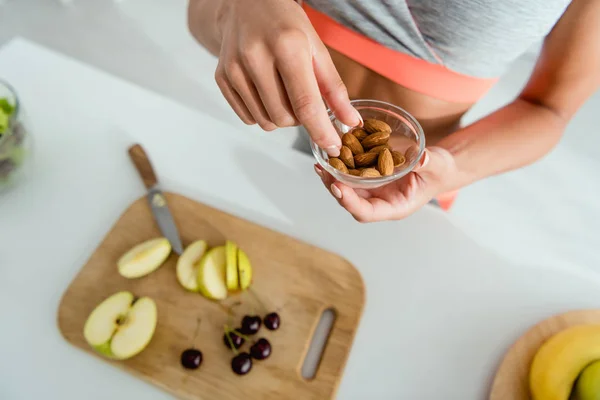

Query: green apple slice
110;297;157;359
118;237;172;279
197;245;227;300
84;291;133;355
237;248;253;290
225;240;239;291
83;291;158;360
176;240;208;292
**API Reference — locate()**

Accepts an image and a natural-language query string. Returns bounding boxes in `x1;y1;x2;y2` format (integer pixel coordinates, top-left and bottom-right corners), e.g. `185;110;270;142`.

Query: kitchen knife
128;143;184;255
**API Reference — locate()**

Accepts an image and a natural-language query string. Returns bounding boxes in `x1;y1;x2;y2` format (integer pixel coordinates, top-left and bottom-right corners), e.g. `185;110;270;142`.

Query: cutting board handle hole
300;307;337;380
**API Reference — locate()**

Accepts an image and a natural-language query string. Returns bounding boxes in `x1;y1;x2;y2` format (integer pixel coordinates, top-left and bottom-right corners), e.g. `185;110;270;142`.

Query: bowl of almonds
311;99;425;189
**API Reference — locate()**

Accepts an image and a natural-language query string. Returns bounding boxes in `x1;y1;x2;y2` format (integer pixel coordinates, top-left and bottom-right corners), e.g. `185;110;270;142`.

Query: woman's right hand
213;0;361;156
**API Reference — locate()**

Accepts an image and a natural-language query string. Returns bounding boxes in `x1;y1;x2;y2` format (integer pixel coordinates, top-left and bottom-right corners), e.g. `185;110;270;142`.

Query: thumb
413;147;454;180
313;47;362;128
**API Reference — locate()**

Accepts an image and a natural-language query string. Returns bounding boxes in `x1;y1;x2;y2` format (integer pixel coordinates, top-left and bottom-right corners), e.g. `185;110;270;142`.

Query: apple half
225;240;239;291
83;291;157;360
176;240;208;292
197;245;228;300
118;237;172;279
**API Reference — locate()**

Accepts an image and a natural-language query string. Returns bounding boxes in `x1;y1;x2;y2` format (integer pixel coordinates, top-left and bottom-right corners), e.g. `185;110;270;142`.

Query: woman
187;0;600;222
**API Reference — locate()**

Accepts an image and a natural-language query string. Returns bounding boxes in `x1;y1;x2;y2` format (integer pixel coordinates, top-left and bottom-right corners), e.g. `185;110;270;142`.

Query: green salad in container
0;93;29;190
0;98;14;134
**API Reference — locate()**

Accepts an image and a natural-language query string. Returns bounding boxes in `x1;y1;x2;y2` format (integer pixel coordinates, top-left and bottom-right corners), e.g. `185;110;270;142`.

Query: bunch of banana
530;324;600;400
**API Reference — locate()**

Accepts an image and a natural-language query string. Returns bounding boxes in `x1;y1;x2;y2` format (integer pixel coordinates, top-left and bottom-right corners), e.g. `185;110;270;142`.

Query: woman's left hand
314;147;457;222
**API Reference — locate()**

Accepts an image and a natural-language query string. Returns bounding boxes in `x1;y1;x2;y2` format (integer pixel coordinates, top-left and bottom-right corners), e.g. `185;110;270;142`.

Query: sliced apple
176;240;208;292
83;291;157;360
118;237;171;279
237;248;253;290
225;240;239;291
197;245;228;300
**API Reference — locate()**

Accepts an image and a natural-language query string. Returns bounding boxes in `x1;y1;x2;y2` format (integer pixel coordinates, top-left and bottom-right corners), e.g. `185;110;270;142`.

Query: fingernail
330;184;342;199
420;149;430;168
314;164;323;177
325;146;340;157
354;108;363;126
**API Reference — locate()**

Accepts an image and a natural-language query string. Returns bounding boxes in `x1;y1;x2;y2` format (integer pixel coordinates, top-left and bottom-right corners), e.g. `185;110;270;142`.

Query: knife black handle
128;143;158;189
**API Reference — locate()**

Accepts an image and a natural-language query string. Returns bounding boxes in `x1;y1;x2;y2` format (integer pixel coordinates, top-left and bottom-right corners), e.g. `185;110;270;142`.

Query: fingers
413;147;455;178
274;31;342;156
313;45;362;128
330;183;383;223
243;52;298;128
217;59;277;131
314;164;394;223
315;164;370;196
216;29;354;156
214;63;256;125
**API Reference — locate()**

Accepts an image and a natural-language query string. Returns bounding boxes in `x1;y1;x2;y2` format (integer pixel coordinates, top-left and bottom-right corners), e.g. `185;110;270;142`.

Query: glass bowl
310;99;425;189
0;79;33;193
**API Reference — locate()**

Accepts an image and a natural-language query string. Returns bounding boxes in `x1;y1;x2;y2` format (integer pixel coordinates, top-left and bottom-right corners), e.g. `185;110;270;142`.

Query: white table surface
2;38;600;400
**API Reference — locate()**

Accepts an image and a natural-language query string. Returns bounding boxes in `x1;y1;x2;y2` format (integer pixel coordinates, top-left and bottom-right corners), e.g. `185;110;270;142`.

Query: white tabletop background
2;38;600;399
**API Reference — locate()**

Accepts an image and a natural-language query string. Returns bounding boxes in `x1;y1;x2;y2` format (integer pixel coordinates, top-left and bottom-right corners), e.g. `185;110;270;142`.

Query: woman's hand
213;0;361;156
314;147;458;222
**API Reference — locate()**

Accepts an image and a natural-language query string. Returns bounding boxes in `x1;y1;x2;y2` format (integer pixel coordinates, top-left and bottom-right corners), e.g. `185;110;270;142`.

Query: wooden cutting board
489;309;600;400
57;192;365;400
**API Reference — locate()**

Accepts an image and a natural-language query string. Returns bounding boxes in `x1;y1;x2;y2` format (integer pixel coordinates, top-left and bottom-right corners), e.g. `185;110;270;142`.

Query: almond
377;148;394;176
391;151;406;167
351;128;369;141
341;132;364;155
354;152;378;167
367;144;391;153
328;157;348;174
360;168;381;178
363;119;392;134
361;131;391;149
339;146;355;168
348;169;361;176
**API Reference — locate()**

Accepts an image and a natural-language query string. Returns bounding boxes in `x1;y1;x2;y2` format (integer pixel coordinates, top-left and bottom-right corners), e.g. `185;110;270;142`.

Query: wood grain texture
489;309;600;400
57;192;365;400
128;144;158;189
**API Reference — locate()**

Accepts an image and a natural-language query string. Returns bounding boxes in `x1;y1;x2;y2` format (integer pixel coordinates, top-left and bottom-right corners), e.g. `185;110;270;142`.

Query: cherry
250;338;272;360
264;312;280;331
223;329;245;350
240;315;261;335
181;318;203;370
181;349;203;369
231;352;252;375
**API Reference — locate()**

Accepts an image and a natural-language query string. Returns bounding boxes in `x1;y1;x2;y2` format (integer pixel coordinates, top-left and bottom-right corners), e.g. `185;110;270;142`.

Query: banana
575;360;600;400
530;324;600;400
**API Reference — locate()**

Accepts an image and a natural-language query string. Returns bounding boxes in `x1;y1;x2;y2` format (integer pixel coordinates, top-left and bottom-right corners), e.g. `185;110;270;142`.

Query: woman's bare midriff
328;47;475;145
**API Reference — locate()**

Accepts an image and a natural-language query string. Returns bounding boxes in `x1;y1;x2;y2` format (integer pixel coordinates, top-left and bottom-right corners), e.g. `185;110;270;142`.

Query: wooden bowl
489;309;600;400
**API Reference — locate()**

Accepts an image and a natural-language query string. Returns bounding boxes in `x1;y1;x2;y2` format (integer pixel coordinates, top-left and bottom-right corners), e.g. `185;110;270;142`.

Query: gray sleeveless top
304;0;572;78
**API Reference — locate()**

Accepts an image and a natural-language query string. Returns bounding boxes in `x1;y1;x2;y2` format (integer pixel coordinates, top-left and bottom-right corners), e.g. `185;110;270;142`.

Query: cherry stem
192;318;201;342
218;301;242;316
224;325;239;356
248;288;268;314
275;300;289;313
218;302;242;327
231;329;253;343
224;325;252;343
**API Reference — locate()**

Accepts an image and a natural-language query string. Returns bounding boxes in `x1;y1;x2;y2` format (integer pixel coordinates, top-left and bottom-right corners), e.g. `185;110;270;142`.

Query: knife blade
128;143;184;255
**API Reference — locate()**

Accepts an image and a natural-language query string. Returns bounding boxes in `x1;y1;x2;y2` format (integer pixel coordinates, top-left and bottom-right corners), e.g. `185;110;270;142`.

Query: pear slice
237;248;253;290
225;240;239;291
197;245;227;300
83;291;157;360
176;240;208;292
118;238;172;279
